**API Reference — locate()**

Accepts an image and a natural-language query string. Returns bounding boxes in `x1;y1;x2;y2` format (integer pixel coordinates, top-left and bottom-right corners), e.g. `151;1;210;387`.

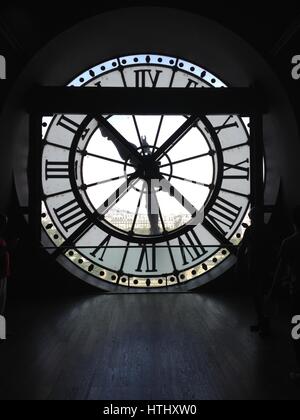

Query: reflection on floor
0;292;299;400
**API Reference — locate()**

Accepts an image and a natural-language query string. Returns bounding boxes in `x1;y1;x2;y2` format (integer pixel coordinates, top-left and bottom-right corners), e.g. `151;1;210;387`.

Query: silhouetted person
237;208;273;336
99;124;161;236
273;206;300;380
0;214;10;316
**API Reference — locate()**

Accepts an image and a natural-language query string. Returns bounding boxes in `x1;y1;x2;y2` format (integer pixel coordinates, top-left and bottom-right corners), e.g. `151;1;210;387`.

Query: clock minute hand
96;116;144;166
152;115;200;162
159;176;202;221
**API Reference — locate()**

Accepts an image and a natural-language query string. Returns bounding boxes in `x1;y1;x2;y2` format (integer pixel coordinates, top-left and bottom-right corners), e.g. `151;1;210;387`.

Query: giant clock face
41;54;251;290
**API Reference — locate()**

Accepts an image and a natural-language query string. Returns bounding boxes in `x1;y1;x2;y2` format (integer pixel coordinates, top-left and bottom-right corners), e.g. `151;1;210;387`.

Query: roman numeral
136;245;157;273
214;116;238;134
224;159;250;180
57;115;89;139
45;160;69;180
186;79;199;88
134;69;162;87
178;230;207;266
206;197;242;235
54;199;86;232
57;116;81;133
90;235;111;261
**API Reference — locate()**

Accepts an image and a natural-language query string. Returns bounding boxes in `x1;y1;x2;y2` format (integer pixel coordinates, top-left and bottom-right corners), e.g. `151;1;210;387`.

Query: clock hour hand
146;180;162;236
152;115;200;162
159;176;202;221
96;116;144;166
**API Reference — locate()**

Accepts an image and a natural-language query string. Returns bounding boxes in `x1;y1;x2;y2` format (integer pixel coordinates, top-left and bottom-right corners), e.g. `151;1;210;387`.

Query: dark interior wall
0;1;300;295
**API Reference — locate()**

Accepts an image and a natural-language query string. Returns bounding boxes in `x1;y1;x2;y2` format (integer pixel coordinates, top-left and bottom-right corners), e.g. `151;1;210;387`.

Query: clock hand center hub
137;157;161;180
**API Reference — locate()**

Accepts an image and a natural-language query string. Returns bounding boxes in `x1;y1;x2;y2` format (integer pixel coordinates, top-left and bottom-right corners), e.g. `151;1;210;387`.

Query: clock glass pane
40;54;251;290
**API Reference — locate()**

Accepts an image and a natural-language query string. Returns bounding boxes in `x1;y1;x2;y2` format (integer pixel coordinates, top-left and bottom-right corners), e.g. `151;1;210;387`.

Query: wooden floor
0;292;299;400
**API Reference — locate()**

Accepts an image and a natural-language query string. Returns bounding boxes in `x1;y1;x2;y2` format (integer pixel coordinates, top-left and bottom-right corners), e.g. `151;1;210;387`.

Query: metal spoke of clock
97;175;140;216
132;115;145;156
151;62;178;156
52;176;139;260
51;217;94;260
152;115;164;153
117;58;128;88
160;172;211;189
130;181;146;233
150;182;177;272
222;142;249;152
44;188;73;199
83;150;135;168
45;141;136;167
159;151;211;168
83;174;128;189
202;219;236;254
150;64;178;156
45;141;72;152
44;176;129;200
153;115;200;161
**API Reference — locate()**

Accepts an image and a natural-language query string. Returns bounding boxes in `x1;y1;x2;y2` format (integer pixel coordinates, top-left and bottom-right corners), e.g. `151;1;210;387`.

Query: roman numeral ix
206;197;242;236
224;159;250;180
54;199;86;232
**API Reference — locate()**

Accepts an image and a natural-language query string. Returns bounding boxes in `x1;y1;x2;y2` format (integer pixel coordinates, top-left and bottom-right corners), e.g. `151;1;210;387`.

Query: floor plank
0;292;299;400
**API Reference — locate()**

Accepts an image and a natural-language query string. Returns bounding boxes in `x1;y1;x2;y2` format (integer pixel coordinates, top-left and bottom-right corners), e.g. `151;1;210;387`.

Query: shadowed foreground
0;292;299;400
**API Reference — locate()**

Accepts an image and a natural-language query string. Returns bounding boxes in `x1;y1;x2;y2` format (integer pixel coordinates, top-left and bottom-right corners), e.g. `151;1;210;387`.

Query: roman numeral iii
45;160;69;180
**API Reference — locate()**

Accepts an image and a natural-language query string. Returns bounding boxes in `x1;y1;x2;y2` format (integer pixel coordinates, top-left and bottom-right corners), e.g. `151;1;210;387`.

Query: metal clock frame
28;85;267;289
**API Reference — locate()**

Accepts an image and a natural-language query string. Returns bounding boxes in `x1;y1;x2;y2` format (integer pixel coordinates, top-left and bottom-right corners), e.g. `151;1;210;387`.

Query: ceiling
0;2;299;66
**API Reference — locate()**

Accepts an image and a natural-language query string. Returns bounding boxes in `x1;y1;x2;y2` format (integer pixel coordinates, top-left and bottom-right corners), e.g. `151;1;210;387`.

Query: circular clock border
64;113;223;245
